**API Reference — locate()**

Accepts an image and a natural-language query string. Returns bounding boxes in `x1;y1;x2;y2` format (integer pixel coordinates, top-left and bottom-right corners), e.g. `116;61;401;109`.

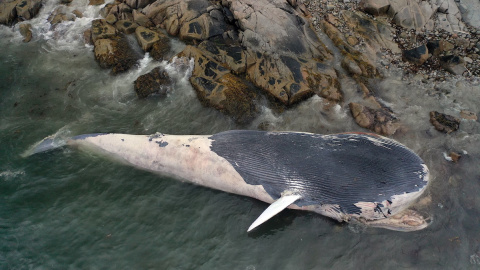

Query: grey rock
434;0;465;32
440;55;467;75
388;0;435;30
360;0;390;16
457;0;480;28
342;56;363;75
94;36;141;74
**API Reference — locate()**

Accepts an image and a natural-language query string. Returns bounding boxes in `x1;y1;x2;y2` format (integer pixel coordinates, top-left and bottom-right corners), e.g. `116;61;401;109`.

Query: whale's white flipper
247;194;302;232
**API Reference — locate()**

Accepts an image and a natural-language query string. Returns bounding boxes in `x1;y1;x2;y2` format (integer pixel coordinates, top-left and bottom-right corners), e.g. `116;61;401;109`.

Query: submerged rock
134;67;172;98
48;7;75;26
460;110;477;121
18;23;32;42
349;102;397;136
430;111;460;133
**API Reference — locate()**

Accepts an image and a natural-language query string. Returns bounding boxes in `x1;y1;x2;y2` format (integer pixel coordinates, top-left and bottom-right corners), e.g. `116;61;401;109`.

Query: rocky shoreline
1;0;479;132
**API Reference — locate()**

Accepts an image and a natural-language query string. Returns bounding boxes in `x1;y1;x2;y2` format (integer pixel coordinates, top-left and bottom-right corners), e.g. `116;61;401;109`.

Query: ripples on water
1;1;480;269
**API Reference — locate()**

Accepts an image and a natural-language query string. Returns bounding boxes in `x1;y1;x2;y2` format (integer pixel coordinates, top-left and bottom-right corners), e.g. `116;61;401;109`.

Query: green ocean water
2;1;480;269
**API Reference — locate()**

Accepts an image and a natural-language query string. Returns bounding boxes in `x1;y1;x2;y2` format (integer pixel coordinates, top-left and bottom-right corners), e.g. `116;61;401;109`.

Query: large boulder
134;67;172;98
91;19;117;42
196;37;247;74
144;0;338;107
0;0;42;25
387;0;435;30
457;0;480;28
15;0;42;20
132;9;153;27
115;20;139;34
94;36;141;74
179;46;258;124
143;0;208;36
135;26;160;51
226;0;329;59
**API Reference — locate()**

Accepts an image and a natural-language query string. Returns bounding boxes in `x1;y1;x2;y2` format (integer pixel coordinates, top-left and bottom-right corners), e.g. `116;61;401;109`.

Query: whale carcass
28;130;430;232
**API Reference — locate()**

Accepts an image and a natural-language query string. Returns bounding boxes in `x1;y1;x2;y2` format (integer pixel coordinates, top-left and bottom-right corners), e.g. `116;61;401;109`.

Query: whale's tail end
21;134;69;157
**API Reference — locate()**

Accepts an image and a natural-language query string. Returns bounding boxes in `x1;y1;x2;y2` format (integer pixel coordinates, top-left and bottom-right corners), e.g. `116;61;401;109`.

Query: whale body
29;130;430;231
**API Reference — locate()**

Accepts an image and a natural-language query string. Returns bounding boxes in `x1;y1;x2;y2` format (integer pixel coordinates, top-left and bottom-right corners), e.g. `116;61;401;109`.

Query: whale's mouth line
355;209;431;232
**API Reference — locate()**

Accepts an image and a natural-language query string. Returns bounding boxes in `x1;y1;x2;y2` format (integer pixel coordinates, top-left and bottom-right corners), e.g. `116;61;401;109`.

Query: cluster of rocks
306;0;480;79
91;0;344;124
2;0;479;133
304;0;479;135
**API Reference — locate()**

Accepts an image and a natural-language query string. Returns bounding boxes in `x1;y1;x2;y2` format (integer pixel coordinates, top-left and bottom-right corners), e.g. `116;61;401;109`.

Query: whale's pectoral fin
247;194;302;232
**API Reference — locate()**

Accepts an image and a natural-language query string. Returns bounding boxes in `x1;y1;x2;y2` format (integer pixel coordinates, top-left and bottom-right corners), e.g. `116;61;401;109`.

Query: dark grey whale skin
209;130;429;215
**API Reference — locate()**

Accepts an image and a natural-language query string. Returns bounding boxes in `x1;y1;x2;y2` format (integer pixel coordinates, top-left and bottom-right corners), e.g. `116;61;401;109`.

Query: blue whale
27;130;430;231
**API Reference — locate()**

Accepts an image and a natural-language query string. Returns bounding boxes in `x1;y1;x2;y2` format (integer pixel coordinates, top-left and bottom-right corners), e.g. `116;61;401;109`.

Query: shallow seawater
1;1;480;269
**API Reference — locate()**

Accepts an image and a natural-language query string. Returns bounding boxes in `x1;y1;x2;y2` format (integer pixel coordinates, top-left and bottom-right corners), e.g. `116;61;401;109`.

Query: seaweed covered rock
349;102;397;136
430;111;460;133
150;34;171;61
94;36;141;74
134;67;172;98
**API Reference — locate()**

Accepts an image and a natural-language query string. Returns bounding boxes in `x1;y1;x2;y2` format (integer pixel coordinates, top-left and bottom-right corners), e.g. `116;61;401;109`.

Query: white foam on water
0;170;26;181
